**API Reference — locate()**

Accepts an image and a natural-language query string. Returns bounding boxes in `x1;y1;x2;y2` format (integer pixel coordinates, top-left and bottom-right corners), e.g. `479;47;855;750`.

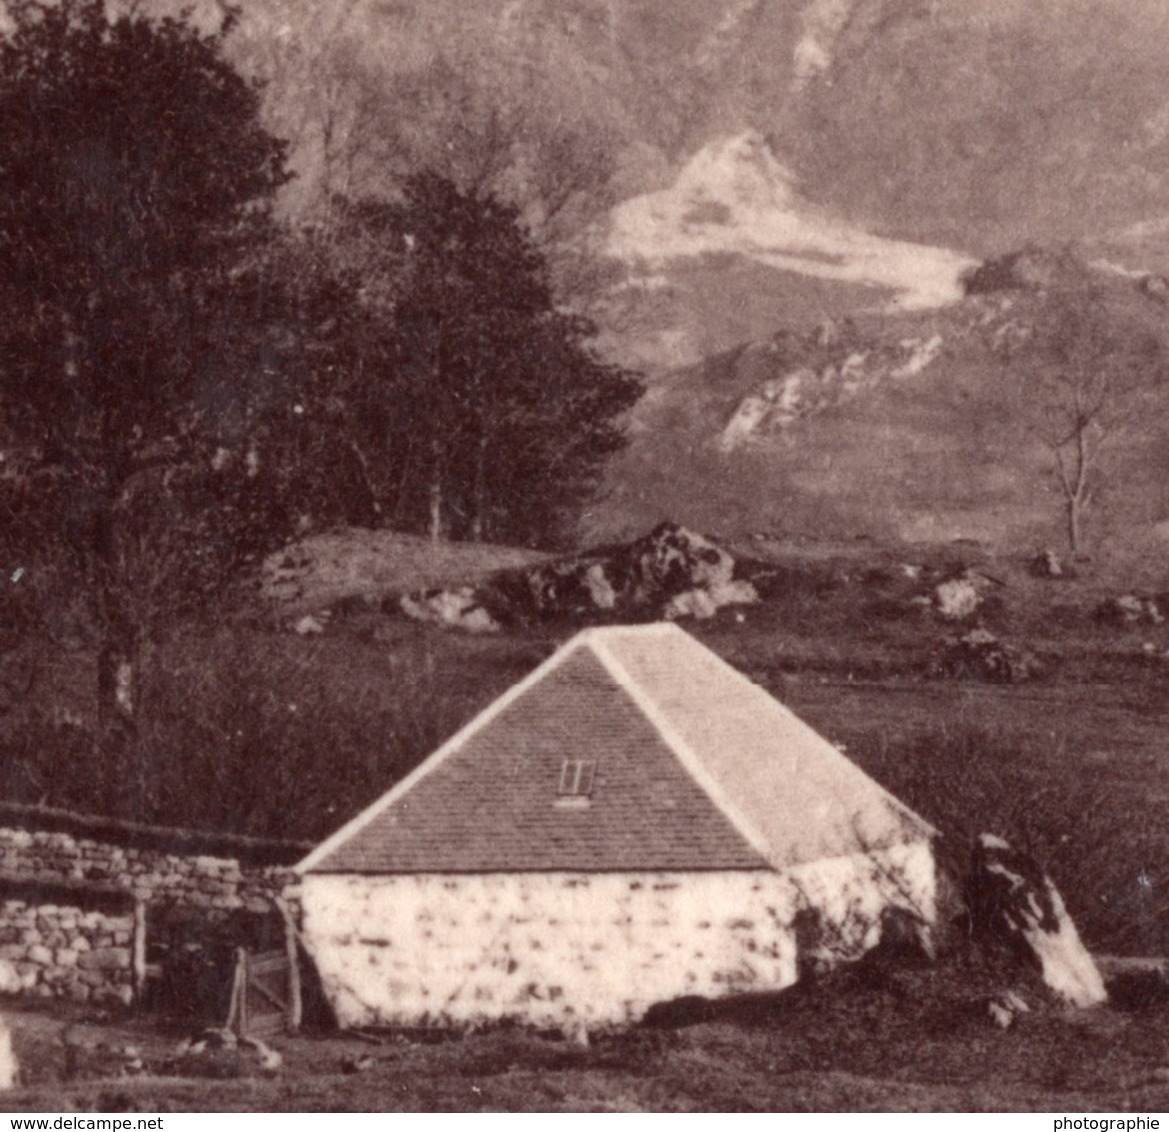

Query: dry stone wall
0;900;135;1007
0;827;300;1007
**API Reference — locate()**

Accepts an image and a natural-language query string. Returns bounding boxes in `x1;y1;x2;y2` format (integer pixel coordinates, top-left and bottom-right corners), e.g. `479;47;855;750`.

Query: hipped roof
299;624;933;875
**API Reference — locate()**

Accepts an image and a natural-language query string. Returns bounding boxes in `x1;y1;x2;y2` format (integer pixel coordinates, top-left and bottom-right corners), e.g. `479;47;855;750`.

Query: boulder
934;578;982;620
77;946;131;971
965;834;1107;1007
527;522;743;615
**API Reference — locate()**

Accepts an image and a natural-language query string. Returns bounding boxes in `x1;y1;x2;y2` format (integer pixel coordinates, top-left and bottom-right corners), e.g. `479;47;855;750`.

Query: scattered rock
239;1035;282;1073
1139;274;1169;303
987;989;1031;1029
340;1052;376;1074
965;834;1107;1008
400;587;500;633
663;579;758;621
1096;594;1164;626
937;630;1043;683
935;577;982;620
199;1026;238;1050
1029;549;1064;578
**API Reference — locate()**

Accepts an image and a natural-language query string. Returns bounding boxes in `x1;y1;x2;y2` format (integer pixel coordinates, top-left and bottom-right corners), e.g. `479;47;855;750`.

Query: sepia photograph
0;0;1168;1114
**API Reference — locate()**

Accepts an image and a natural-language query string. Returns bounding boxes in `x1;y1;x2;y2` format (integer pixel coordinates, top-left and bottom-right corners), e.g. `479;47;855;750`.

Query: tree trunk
429;476;443;543
1067;498;1082;560
428;437;446;543
470;435;489;542
93;498;139;737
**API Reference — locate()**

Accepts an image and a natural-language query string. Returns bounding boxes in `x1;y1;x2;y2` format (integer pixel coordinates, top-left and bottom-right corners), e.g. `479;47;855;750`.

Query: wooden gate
225;945;302;1038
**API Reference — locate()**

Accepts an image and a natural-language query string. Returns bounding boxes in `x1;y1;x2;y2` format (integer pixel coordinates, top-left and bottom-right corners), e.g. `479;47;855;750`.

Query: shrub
850;723;1169;955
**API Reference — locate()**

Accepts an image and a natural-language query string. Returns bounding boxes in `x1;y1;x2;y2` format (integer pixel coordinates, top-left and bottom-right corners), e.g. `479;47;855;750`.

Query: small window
557;758;596;799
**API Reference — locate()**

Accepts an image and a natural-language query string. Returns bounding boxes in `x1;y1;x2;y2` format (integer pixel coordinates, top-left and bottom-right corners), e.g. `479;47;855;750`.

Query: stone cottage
297;623;937;1031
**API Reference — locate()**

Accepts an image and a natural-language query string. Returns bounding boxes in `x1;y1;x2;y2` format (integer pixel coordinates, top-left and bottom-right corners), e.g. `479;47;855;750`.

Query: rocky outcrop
963;245;1095;295
965;834;1107;1008
400;523;759;631
718;335;945;451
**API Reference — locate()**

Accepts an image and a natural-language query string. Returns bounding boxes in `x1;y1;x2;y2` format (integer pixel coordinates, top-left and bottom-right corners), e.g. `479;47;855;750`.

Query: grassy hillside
596;271;1169;573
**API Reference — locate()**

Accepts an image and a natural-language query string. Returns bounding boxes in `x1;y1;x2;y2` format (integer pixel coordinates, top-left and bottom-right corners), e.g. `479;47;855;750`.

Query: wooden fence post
131;899;147;1008
275;897;302;1030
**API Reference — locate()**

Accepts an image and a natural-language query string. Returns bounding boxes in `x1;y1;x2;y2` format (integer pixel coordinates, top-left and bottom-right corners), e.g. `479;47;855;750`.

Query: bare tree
1026;298;1164;558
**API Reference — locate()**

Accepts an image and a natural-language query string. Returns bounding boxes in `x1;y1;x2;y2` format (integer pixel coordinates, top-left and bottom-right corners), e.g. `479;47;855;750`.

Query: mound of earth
261;530;550;612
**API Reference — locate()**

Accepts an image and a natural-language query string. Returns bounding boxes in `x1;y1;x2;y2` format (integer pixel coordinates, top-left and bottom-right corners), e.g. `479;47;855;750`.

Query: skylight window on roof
557;757;596;804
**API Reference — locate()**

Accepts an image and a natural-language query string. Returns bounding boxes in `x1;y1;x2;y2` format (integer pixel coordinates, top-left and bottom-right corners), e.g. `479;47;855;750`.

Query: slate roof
299;624;933;875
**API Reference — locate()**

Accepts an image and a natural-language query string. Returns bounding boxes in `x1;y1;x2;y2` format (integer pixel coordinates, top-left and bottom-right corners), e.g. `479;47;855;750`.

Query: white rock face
793;0;857;89
607;132;975;312
717;336;946;451
969;833;1107;1008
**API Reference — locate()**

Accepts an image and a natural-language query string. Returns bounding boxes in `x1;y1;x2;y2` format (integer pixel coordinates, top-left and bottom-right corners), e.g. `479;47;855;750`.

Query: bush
851;723;1169;955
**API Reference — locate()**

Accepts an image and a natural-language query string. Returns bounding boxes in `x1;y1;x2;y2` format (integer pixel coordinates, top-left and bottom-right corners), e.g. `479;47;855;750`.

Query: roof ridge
588;633;777;869
679;640;938;839
574;622;684;640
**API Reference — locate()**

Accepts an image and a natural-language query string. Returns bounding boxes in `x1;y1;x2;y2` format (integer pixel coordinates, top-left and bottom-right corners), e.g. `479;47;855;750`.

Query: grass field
4;955;1169;1111
2;533;1169;1110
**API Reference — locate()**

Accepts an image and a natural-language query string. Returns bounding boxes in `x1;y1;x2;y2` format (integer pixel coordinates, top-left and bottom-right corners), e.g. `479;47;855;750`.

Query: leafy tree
0;0;293;744
339;174;643;546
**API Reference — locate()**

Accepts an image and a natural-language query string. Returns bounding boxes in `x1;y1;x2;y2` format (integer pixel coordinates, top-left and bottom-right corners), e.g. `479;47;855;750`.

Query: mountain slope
593;266;1169;570
214;0;1169;258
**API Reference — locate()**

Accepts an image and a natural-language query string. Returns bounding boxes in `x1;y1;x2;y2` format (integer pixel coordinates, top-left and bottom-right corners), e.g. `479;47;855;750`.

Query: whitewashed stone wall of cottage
301;842;936;1031
0;827;300;1006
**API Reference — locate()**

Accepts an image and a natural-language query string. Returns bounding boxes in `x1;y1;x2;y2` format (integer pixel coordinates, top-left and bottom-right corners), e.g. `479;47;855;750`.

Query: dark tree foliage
0;0;293;740
339;173;643;547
